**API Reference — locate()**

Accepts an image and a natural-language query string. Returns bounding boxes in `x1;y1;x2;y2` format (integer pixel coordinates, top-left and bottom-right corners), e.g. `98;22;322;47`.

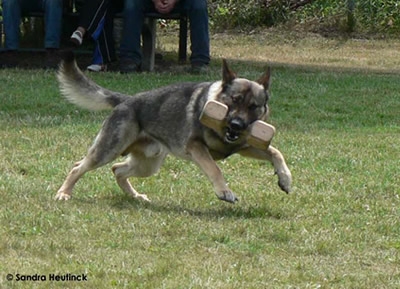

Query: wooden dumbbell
199;100;228;131
199;100;275;149
247;120;275;149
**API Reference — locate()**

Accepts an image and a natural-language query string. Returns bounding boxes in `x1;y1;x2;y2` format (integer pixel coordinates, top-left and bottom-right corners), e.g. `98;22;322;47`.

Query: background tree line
208;0;400;35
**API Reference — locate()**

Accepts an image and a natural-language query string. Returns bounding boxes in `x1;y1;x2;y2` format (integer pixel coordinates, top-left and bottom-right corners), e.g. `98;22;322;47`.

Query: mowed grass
1;34;400;288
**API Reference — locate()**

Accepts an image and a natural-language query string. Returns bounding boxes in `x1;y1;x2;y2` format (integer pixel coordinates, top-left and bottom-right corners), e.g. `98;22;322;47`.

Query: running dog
55;51;292;203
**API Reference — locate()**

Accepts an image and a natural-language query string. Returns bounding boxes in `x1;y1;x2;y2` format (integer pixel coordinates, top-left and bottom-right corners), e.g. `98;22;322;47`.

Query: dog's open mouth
225;128;241;143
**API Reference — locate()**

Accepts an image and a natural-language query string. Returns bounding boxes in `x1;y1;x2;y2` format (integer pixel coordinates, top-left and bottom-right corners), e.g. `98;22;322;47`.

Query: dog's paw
54;191;71;201
217;190;239;203
276;169;292;193
134;193;151;202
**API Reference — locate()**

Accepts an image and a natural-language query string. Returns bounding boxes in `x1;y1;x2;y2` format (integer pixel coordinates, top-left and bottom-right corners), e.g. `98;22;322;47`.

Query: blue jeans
120;0;210;65
2;0;63;50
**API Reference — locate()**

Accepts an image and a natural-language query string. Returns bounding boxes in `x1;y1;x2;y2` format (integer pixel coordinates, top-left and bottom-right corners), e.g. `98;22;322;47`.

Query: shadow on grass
4;48;393;75
108;194;285;220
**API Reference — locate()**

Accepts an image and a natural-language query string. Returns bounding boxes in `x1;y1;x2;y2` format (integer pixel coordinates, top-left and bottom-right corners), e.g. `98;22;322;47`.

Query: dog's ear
222;59;236;86
256;66;271;91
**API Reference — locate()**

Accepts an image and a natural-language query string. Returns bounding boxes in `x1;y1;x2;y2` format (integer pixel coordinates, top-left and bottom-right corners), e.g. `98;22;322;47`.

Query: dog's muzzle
225;118;247;143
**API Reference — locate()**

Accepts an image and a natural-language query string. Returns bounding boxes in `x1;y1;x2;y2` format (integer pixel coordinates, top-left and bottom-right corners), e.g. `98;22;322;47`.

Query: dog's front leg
187;141;238;203
238;145;292;193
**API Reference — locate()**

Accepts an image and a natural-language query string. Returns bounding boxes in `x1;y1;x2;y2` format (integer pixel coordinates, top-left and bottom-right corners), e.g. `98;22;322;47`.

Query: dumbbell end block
199;100;228;130
248;120;275;149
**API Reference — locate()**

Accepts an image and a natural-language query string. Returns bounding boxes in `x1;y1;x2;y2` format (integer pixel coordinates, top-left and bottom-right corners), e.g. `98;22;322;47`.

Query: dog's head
217;60;271;144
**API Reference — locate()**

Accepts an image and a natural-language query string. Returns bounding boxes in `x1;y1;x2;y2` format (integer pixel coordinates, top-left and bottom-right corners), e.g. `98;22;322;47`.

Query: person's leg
87;42;107;72
2;0;22;50
70;0;111;46
97;14;116;63
79;0;109;31
42;0;63;49
87;15;115;70
87;7;116;69
182;0;210;66
88;16;106;70
119;0;152;70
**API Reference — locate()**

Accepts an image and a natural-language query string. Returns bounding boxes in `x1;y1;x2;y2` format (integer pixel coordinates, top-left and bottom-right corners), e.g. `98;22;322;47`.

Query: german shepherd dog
55;51;292;203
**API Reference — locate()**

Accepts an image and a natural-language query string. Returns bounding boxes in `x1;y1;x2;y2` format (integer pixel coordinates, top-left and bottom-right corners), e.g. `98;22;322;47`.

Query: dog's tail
57;50;130;110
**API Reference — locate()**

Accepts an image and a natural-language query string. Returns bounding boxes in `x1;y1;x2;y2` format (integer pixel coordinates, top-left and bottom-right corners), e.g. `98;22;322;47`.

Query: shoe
189;62;209;74
87;64;107;72
70;30;83;46
119;58;141;73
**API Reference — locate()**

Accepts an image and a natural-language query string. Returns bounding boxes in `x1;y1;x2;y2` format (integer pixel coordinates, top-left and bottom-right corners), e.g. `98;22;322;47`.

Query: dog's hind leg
55;158;97;200
55;148;135;201
55;145;129;201
112;148;167;202
111;139;167;201
112;160;150;202
238;145;292;193
55;107;141;201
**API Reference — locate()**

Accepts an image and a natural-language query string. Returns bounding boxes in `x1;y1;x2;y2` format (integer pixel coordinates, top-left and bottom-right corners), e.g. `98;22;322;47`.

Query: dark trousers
120;0;210;65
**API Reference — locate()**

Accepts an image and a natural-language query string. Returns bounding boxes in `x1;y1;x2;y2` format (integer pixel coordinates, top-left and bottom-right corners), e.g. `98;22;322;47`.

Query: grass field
1;32;400;288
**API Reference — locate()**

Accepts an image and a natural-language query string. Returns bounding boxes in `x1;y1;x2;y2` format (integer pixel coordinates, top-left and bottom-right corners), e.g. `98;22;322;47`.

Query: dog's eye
232;94;242;103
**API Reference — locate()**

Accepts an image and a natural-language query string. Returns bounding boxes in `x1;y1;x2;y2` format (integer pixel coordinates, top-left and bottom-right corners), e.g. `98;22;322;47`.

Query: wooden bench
0;3;188;71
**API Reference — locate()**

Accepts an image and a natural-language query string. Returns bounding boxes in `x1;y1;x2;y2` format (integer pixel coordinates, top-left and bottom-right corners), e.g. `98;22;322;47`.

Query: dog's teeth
225;131;240;143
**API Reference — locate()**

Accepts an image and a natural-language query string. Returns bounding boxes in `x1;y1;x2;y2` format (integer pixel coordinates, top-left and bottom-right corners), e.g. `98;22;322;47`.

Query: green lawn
0;51;399;288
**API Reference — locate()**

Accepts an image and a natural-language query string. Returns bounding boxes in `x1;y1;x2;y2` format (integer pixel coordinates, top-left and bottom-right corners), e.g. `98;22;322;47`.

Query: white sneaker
70;30;83;46
87;64;107;72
